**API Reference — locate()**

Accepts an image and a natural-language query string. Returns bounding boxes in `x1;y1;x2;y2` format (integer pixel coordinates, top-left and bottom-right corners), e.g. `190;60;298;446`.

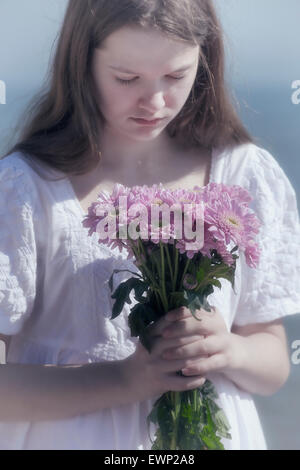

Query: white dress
0;142;299;450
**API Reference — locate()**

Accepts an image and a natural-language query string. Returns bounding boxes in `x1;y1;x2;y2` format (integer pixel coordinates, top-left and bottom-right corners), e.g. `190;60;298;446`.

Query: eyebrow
108;64;194;74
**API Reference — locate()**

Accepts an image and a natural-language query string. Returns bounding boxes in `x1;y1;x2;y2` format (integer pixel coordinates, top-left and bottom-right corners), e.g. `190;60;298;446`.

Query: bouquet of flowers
82;182;261;450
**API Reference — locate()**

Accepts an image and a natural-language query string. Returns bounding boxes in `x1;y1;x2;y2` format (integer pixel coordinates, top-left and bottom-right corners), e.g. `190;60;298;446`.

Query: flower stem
140;261;167;311
133;241;160;290
159;241;169;312
173;246;179;292
170;391;181;450
193;389;198;413
164;244;174;289
178;258;191;291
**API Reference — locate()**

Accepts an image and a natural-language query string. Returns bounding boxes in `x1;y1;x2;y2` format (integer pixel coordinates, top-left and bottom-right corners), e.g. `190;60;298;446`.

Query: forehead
96;26;199;73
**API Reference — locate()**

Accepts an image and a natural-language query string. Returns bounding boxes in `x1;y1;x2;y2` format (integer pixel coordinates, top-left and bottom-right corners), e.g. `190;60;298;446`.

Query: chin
123;127;164;142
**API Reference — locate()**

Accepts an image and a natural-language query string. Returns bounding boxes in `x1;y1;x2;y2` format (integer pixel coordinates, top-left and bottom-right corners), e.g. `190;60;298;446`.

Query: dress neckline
66;146;219;219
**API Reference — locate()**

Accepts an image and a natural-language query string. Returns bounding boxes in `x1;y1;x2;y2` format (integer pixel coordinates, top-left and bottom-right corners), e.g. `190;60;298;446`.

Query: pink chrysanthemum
244;238;261;268
203;186;260;249
82;181;261;268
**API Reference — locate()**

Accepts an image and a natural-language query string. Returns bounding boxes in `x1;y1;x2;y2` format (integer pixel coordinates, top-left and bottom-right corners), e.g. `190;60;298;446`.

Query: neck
97;125;178;173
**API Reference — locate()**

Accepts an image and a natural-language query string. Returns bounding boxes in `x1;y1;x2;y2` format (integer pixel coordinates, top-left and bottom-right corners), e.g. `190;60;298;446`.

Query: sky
215;0;300;87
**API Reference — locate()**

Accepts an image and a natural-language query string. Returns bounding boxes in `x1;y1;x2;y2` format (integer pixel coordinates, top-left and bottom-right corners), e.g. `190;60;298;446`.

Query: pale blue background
0;0;299;450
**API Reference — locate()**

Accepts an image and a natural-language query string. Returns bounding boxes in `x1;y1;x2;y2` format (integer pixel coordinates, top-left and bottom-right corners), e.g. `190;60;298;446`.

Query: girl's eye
169;76;185;81
116;77;138;85
115;76;185;86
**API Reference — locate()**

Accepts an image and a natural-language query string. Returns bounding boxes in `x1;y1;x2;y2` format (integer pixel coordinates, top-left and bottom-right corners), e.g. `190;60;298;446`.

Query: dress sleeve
0;163;38;335
233;146;300;326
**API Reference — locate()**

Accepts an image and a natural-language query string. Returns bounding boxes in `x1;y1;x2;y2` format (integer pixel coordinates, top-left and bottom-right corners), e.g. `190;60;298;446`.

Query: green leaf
183;290;212;318
168;291;186;309
201;427;224;450
196;267;205;283
213;409;232;440
219;268;236;291
132;281;149;303
148;380;232;450
210;279;222;289
128;303;160;345
110;278;147;320
108;268;142;292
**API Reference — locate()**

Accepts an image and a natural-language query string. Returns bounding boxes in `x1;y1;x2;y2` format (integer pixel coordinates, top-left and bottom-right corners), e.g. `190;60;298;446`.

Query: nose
138;84;166;114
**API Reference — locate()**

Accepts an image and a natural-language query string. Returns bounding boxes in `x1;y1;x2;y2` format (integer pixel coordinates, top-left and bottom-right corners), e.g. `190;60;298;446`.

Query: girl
0;0;299;450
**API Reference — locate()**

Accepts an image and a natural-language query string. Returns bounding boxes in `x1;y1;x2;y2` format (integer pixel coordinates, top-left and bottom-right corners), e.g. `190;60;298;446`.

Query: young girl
0;0;299;450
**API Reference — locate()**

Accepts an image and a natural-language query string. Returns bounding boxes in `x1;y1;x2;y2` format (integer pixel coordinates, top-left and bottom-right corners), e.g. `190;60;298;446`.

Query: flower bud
182;273;198;290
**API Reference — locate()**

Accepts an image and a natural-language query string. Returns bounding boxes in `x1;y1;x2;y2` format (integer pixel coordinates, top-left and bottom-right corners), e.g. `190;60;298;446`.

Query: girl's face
92;26;200;142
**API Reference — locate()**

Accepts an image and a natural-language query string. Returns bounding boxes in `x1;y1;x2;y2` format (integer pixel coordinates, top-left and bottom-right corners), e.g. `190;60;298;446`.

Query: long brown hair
2;0;254;181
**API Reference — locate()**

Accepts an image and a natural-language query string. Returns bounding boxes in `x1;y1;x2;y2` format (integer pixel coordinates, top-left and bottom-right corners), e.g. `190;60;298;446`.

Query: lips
134;117;163;121
131;117;164;125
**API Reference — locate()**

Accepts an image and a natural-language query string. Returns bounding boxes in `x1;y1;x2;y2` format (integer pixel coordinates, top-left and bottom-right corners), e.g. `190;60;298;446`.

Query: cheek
93;74;127;111
105;84;136;115
177;82;195;104
167;80;195;111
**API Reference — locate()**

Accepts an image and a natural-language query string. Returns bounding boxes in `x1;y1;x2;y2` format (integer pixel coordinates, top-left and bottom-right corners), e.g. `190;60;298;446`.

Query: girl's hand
148;306;237;378
121;313;207;402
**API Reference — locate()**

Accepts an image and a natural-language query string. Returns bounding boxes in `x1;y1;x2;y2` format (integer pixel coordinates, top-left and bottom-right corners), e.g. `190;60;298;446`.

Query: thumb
146;314;176;338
